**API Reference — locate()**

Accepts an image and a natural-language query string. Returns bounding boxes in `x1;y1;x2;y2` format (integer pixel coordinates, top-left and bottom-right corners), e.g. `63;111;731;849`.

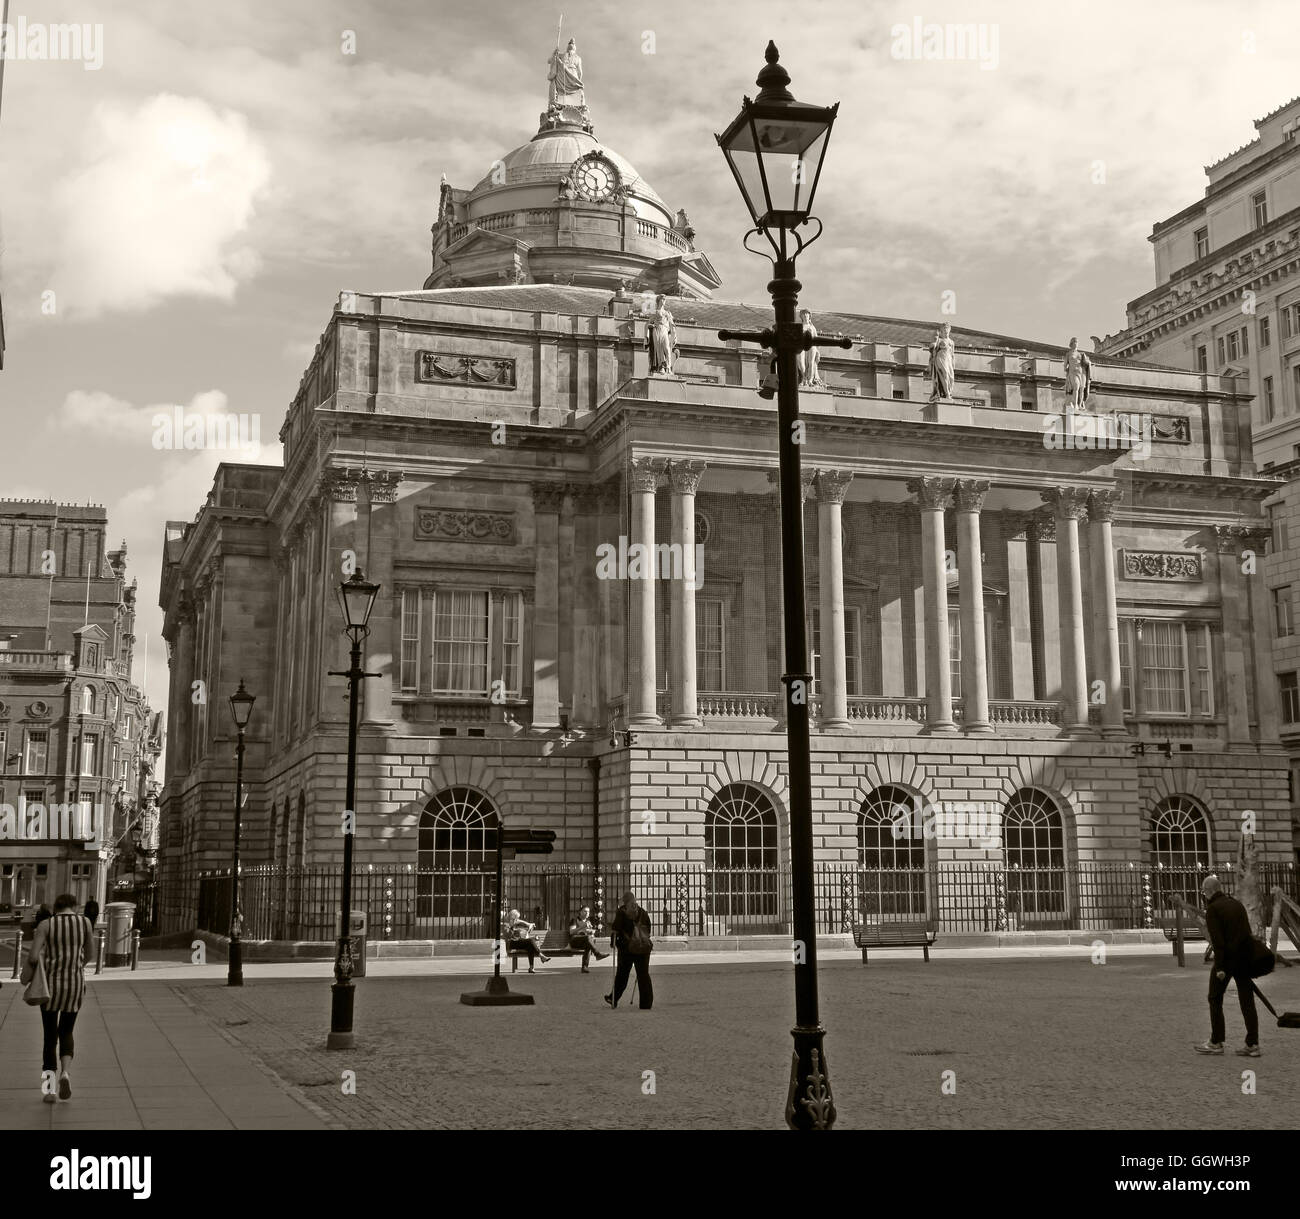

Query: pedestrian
22;893;94;1102
83;897;99;928
1194;875;1260;1057
504;908;550;972
604;889;653;1010
566;905;609;973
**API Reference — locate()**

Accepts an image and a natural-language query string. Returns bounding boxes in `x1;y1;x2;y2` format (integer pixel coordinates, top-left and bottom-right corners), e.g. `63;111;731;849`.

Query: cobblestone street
173;955;1300;1130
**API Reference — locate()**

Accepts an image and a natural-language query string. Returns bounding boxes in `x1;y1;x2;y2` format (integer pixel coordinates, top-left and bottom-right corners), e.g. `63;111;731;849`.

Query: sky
1;0;1299;723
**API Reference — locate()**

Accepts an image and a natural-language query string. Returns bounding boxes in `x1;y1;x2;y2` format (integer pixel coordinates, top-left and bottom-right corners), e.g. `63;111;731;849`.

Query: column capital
319;466;363;503
567;483;602;513
1215;523;1270;553
766;467;816;502
666;459;707;496
531;482;567;514
366;470;405;504
953;478;991;513
813;469;854;504
627;457;664;494
906;476;955;510
1041;486;1091;520
1088;488;1123;522
1029;511;1056;543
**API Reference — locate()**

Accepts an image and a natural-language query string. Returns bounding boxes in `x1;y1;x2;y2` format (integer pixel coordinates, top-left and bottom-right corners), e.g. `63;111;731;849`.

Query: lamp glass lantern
228;680;255;730
715;43;838;235
336;571;380;634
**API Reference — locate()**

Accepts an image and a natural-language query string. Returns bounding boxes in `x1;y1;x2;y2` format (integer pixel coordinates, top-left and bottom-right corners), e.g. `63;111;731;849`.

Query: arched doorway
704;783;781;933
417;787;499;936
1149;795;1213;914
1003;788;1069;928
857;784;930;922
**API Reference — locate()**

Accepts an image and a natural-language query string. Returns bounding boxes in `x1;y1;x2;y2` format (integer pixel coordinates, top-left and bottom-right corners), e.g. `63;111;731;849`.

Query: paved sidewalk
28;940;1184;984
0;980;331;1130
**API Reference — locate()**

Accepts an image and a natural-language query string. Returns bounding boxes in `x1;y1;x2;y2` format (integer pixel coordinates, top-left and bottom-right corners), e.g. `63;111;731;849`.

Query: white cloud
51;94;271;317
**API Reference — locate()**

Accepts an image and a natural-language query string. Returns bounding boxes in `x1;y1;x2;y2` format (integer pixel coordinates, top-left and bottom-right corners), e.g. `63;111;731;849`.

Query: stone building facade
0;501;161;916
156;66;1293;938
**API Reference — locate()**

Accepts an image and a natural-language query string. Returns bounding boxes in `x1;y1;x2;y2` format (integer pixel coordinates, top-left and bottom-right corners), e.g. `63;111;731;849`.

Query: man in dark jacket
604;890;653;1010
1194;876;1259;1057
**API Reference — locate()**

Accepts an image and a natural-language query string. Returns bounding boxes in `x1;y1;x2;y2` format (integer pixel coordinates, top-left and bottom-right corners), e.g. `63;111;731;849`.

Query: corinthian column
531;482;565;730
908;476;956;732
668;460;706;728
954;479;992;734
815;469;854;728
627;458;663;726
1087;489;1125;738
1042;486;1093;735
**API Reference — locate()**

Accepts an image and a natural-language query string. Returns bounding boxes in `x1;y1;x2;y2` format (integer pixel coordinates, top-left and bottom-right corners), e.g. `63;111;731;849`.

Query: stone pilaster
362;471;404;726
627;458;663;727
1214;525;1253;744
1088;489;1125;738
814;470;854;728
667;460;706;728
1042;487;1093;735
530;482;566;730
954;479;992;733
908;476;956;732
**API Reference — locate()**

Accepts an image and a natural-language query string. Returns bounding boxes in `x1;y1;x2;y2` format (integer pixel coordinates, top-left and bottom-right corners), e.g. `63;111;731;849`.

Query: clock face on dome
574;154;618;201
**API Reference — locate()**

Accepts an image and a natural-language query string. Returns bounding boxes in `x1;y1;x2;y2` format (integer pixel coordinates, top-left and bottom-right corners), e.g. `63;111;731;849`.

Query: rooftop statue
797;310;823;387
1064;336;1092;409
927;322;954;402
547;37;585;108
646;294;677;376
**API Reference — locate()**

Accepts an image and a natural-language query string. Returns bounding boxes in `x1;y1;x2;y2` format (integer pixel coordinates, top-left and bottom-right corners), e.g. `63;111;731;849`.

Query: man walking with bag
605;889;653;1010
1194;875;1260;1057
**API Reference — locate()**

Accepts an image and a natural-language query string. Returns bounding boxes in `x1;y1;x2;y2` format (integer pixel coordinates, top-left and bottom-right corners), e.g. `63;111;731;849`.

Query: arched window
418;787;499;924
857;785;928;921
704;784;780;931
1150;795;1212;909
1003;788;1068;925
81;686;94;715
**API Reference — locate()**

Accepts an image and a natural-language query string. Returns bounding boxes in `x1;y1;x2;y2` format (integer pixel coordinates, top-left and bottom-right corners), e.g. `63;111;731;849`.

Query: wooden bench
506;928;607;972
852;921;937;964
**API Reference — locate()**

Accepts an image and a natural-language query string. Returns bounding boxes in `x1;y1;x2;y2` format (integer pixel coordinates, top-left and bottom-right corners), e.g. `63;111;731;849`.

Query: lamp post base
460;976;535;1006
227;938;243;987
784;1025;836;1130
327;981;355;1050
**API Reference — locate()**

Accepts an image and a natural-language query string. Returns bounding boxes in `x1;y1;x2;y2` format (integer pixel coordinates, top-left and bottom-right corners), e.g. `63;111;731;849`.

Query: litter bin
105;902;135;967
347;910;367;978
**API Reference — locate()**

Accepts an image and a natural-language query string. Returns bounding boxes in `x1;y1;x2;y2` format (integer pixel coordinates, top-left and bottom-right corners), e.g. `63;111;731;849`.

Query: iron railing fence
194;861;1300;941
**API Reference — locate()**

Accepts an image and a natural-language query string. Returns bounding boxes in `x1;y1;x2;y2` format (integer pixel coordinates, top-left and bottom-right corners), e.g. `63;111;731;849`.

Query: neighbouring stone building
1099;96;1300;860
157;54;1294;942
0;501;162;917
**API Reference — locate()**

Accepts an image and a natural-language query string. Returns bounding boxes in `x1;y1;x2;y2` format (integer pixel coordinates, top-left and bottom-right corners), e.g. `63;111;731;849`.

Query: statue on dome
797;309;823;387
547;37;586;113
927;322;955;402
1063;336;1092;409
646;294;677;376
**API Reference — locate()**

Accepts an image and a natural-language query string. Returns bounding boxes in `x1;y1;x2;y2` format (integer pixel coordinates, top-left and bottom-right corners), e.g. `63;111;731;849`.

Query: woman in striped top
27;893;94;1102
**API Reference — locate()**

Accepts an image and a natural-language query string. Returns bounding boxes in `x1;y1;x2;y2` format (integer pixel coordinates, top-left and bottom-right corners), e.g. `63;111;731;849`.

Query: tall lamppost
227;680;255;987
327;569;380;1050
715;41;846;1130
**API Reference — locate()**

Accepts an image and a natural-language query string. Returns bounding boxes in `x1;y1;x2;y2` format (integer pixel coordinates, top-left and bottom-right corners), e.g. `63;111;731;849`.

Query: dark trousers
1209;967;1259;1046
41;1008;78;1072
569;935;606;968
512;939;543;965
612;948;653;1009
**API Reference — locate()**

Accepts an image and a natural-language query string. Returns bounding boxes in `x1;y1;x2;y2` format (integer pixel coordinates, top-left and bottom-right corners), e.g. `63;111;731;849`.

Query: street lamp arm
716;327;773;347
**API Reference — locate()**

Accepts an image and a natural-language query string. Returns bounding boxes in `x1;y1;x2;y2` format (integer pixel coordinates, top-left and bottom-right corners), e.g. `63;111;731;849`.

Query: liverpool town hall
157;49;1295;947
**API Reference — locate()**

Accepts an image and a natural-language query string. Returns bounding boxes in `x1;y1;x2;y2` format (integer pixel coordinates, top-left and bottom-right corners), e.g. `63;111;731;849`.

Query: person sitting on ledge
567;905;609;972
504;908;550;972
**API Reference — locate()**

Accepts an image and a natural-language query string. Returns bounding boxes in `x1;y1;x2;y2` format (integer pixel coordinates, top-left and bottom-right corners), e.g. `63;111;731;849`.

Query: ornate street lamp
326;570;380;1049
715;42;847;1130
227;679;255;986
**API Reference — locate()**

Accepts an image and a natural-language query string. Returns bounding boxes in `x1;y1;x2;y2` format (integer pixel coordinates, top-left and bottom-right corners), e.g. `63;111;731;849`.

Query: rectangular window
25;731;48;775
1265;376;1276;420
501;592;523;698
1195;227;1209;259
1241;326;1249;357
948;606;962;701
432;589;490;695
1227;331;1240;361
399;589;421;693
1191;624;1213;716
697;598;725;692
1286;305;1298;340
1269;504;1287;552
845;607;862;698
1140;621;1188;715
81;735;100;776
1261;316;1271;348
1281;672;1300;723
1253;191;1268;228
1216;336;1226;366
1293;363;1300;409
1196;345;1208;373
1276;587;1294;637
1118;623;1133;713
